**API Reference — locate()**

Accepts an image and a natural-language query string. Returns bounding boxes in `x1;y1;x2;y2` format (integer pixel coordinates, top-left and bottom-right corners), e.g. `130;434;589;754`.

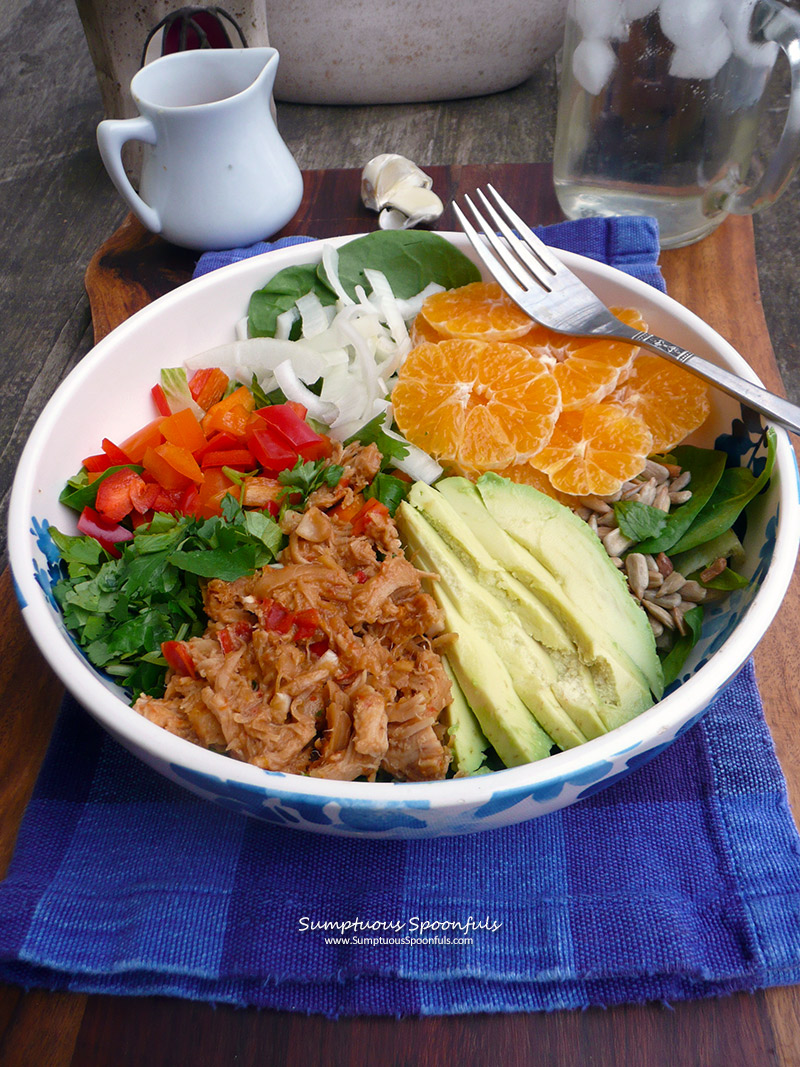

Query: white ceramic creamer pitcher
97;47;303;251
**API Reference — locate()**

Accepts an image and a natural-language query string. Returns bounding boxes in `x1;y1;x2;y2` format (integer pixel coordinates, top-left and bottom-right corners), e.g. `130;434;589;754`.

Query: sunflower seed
648;615;664;637
579;495;612;514
603;528;635;556
645;459;670;483
655;552;673;576
647;569;664;588
659;570;686;596
625;553;649;599
672;606;688;635
643;600;676;629
653;483;672;511
680;580;707;603
669;489;693;505
653;592;682;609
671;470;691;491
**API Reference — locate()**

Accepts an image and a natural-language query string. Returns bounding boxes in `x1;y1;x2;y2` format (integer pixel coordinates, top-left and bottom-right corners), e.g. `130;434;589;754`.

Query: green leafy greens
49;496;283;699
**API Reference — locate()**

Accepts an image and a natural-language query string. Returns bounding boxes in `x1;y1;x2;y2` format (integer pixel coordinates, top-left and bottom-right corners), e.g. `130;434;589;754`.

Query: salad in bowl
9;230;799;837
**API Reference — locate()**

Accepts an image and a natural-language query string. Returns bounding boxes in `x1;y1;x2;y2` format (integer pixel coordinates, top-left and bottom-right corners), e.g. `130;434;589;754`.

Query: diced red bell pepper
194;431;241;462
120;417;165;464
95;467;144;523
260;598;293;633
218;621;253;654
159;407;207;453
189;367;229;410
248;425;299;474
255;403;333;461
161;640;197;677
77;506;134;557
83;452;115;474
129;480;161;515
309;638;329;657
101;438;132;465
292;608;321;642
151;384;171;417
351;498;390;536
201;448;256;470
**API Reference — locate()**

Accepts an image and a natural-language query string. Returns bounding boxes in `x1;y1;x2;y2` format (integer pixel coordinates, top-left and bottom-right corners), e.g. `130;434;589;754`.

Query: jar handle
732;0;800;214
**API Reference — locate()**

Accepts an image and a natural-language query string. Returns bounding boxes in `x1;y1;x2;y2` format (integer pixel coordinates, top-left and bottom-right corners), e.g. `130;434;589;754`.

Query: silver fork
454;185;800;436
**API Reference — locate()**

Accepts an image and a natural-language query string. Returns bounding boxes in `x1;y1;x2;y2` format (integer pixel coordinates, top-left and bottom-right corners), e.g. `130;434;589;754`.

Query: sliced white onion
275;307;299;341
296;291;334;338
321;245;355;306
273;359;338;423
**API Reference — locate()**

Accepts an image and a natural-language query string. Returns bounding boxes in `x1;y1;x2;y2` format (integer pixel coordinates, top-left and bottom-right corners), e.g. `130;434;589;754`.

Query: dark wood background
3;2;800;1064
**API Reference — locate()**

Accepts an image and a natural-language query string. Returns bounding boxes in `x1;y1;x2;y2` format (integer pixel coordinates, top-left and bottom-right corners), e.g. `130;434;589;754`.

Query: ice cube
659;0;724;50
624;0;660;19
721;0;779;68
669;24;733;80
574;0;628;41
573;37;618;96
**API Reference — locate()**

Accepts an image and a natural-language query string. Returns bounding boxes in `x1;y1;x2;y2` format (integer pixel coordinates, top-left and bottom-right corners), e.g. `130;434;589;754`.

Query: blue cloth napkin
3;218;799;1017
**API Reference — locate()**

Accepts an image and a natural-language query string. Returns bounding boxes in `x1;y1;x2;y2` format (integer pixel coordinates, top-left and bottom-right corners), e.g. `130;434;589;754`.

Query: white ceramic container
8;234;800;838
265;0;567;103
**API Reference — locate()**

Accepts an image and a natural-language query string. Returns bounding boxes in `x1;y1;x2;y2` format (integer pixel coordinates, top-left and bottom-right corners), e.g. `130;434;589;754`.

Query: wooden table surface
1;161;799;1067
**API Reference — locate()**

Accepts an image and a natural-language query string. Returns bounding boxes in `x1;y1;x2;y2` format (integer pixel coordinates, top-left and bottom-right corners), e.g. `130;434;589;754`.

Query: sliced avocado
405;482;608;740
440;658;490;776
473;472;664;701
432;476;657;727
398;501;591;750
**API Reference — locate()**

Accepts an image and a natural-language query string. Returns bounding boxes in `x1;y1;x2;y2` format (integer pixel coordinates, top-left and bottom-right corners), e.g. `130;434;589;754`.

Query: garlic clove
377;185;445;229
361;153;435;212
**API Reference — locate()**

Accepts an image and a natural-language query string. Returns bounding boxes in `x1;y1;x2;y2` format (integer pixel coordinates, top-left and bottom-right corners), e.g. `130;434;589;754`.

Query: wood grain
2;165;798;1066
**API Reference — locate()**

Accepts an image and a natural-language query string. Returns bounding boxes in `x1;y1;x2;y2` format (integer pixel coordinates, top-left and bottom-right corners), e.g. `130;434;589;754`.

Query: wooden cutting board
2;163;800;1067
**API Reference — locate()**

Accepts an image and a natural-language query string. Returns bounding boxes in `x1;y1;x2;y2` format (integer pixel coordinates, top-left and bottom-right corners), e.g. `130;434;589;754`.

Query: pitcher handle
731;0;800;215
96;117;161;234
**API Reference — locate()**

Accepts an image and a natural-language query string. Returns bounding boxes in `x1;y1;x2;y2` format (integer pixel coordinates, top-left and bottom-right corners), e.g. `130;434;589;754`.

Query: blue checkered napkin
3;219;799;1016
1;663;799;1014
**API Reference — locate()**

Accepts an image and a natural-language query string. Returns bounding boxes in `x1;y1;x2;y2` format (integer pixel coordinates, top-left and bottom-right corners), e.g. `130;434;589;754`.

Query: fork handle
616;325;800;436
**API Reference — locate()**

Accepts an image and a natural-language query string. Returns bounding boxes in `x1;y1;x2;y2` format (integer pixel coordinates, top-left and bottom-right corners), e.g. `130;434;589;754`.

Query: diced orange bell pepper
121;417;165;464
351;498;390;536
196;467;240;517
330;493;366;525
159;407;207;453
201;386;256;439
189;367;229;411
141;443;203;491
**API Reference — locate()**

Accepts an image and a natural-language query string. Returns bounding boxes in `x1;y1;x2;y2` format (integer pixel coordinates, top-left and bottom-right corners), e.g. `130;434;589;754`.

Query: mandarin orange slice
610;353;711;453
529;402;653;497
417;281;534;342
515;307;646;411
410;312;446;346
392;338;561;472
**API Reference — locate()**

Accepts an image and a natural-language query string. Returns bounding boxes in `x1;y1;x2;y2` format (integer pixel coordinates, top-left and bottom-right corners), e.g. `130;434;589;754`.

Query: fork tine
451;201;531;302
474;188;557;291
461;193;553;295
486;184;565;276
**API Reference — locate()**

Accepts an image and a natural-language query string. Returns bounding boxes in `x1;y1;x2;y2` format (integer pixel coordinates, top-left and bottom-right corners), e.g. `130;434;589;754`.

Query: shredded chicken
134;446;452;781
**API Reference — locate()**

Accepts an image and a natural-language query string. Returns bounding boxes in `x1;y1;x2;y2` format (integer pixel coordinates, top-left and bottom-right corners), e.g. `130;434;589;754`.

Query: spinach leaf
634;446;726;555
660;605;704;688
248;264;337;338
668;429;776;555
323;230;481;301
614;501;668;542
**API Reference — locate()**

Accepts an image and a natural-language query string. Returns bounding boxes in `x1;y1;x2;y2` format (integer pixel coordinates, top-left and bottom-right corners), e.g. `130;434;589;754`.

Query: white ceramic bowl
266;0;566;104
9;234;800;838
